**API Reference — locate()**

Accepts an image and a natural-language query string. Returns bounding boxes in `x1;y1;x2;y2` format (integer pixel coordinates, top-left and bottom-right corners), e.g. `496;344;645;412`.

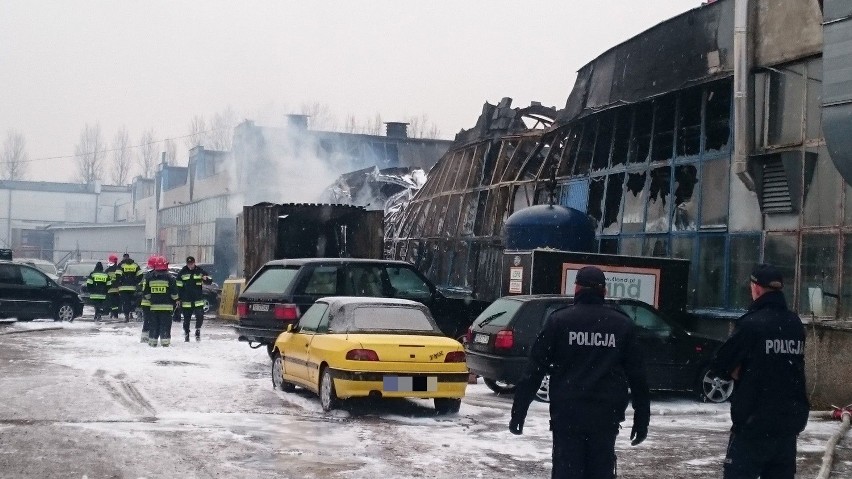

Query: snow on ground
0;317;849;478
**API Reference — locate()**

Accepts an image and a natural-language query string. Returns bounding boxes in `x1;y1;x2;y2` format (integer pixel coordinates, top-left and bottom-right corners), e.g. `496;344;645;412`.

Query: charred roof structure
387;0;852;320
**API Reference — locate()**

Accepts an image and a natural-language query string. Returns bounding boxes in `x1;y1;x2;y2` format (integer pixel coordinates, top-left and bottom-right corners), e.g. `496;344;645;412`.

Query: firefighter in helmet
137;255;157;342
115;253;143;322
84;262;110;321
144;256;178;347
177;256;210;342
105;254;121;319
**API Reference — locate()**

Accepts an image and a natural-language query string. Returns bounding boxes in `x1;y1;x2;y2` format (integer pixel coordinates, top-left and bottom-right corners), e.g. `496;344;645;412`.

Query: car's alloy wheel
202;298;211;314
434;398;462;414
271;354;295;392
483;378;517;395
532;375;550;403
319;367;339;412
55;302;74;322
700;368;734;403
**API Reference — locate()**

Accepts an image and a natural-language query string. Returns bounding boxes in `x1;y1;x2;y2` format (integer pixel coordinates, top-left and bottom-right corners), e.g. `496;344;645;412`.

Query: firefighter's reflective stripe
182;301;194;308
150;304;174;312
89;294;107;300
140;299;151;307
193;299;205;307
176;280;184;288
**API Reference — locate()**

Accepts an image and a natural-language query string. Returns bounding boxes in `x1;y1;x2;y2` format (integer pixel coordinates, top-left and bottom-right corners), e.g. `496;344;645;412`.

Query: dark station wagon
465;294;734;403
236;258;483;357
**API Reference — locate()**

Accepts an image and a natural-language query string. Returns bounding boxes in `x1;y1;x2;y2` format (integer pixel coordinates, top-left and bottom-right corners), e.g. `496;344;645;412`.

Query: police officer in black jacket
710;264;809;479
510;266;650;479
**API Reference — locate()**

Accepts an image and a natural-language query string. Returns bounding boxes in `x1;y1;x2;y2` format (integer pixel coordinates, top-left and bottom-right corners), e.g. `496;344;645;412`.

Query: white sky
1;1;697;183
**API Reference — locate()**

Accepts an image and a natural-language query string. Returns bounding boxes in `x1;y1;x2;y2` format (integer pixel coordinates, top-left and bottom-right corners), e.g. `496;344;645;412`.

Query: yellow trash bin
217;278;246;321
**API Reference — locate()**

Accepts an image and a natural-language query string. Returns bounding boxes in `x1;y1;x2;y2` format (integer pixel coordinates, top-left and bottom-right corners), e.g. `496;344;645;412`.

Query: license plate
383;376;438;392
251;303;270;312
474;333;489;344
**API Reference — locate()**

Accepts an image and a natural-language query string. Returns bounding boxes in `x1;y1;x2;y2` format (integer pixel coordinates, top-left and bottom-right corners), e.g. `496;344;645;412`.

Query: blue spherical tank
503;204;595;252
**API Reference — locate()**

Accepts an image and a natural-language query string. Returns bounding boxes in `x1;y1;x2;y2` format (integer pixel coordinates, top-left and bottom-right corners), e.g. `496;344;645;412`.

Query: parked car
237;258;484;358
465;294;734;403
14;258;59;281
60;260;100;293
271;296;468;413
0;260;84;321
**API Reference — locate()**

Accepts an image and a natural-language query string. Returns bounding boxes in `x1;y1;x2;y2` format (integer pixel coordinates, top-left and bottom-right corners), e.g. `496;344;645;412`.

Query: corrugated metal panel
560;179;590;212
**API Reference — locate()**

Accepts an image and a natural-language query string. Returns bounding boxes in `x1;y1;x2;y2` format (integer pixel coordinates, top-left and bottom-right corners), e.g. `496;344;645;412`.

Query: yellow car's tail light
444;351;466;363
346;349;380;361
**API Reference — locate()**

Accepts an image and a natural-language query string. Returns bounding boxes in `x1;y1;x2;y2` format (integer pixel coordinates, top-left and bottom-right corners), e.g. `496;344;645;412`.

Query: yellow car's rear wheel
319;366;339;412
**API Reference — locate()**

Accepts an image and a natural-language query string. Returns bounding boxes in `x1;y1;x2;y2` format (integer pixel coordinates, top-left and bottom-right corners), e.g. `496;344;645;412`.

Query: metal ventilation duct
822;1;852;186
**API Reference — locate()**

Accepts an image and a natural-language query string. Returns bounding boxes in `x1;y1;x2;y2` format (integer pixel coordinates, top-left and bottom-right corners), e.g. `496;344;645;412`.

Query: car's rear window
472;298;524;329
338;305;440;334
65;263;97;276
244;266;299;295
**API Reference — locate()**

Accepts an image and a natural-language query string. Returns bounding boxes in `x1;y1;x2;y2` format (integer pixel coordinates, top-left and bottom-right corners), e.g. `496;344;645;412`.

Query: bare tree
137;128;157;178
343;114;359;134
300;102;337;131
362;112;383;136
110;126;132;185
1;130;28;180
74;123;105;184
208;106;236;151
163;138;177;165
186;115;207;149
406;114;441;139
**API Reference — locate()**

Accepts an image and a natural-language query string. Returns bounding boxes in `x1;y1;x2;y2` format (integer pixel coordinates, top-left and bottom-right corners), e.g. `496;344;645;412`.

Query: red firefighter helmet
153;256;169;271
108;254;118;264
146;255;157;269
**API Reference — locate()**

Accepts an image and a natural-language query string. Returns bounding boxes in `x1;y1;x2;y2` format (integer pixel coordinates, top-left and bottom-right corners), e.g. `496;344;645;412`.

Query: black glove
509;414;525;435
630;423;648;446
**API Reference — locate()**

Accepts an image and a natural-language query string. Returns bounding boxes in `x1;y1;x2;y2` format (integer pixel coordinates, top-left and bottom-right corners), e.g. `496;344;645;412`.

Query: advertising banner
561;263;661;308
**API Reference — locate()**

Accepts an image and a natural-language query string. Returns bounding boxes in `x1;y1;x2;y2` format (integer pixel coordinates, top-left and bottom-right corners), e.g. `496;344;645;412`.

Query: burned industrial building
386;0;852;320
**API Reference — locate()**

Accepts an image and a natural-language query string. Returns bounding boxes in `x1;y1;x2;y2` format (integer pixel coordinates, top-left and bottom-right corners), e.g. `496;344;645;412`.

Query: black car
236;258;484;357
0;260;84;322
464;294;734;403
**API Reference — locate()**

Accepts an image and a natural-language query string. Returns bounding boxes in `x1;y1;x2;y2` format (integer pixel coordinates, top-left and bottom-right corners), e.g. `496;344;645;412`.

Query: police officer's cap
186;256;195;263
575;266;606;288
750;263;783;289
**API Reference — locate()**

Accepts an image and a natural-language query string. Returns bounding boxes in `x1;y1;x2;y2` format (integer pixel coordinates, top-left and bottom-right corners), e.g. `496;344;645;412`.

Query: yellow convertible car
271;296;469;413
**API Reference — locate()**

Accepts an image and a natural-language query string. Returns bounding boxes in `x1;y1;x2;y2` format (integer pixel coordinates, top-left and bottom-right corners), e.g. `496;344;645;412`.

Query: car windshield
64;263;97;276
243;266;299;295
473;298;524;328
331;304;441;334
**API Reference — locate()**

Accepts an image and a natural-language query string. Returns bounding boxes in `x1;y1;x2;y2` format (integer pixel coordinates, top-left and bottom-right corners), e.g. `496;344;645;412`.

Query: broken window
645;166;671;233
705;81;732;152
799;233;839;318
806;58;823;141
556;128;580;177
481;189;498;237
412;201;430;238
621;171;648;234
444;194;463;236
630;103;653;164
465;242;481;290
803;146;840;227
501;140;535;182
700;159;729;228
434;153;458;194
429;195;449;236
452;148;475;190
601;173;624;235
643;236;668;257
592;113;614;171
673;165;698;231
480;141;500;187
491;140;517;184
767;64;805;146
696;235;726;308
652;96;675;163
457;193;476;236
494;186;512;235
472;191;488;236
519;142;548;182
560;179;590;213
678;87;702;157
611;109;631;167
573;122;595;175
763;234;799;302
406;240;420;266
511;183;536;214
619;237;642;256
587;176;605;231
400;202;421;238
728;235;761;309
466;145;485;189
